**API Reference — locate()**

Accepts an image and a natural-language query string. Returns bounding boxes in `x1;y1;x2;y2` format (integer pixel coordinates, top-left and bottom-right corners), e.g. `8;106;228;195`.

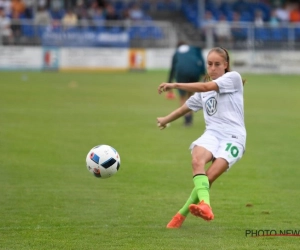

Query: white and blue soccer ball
86;145;121;179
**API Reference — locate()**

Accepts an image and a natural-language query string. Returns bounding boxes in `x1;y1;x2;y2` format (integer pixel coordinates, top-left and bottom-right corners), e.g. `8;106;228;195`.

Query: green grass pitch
1;71;300;249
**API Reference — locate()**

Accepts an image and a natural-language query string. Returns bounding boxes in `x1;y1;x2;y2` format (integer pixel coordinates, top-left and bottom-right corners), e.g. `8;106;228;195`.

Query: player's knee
191;157;206;172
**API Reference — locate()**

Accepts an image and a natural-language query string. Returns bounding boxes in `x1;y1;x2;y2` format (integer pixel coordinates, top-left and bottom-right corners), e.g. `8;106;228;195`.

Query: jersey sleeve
186;92;203;111
213;71;242;94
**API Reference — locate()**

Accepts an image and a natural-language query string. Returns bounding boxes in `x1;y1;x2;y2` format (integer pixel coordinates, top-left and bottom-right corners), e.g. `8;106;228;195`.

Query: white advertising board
1;47;300;74
145;49;174;69
0;46;42;70
59;48;129;71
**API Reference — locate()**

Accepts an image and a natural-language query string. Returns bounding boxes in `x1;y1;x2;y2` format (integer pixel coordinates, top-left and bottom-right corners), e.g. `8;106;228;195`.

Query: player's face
207;51;228;80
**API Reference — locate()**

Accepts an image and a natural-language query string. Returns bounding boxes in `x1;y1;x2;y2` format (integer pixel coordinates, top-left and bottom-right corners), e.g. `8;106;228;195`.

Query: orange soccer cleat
166;213;186;228
189;201;214;221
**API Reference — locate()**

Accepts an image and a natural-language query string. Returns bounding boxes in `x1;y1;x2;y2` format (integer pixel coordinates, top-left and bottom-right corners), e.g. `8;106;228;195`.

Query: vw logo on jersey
205;97;217;116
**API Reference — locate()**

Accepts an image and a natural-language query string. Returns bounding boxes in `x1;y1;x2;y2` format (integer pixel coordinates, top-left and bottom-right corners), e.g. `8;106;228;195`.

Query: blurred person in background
157;47;246;228
90;4;105;21
62;8;78;28
0;6;13;44
254;10;264;27
269;8;280;27
128;3;143;21
34;5;52;26
11;0;25;18
201;11;217;42
215;14;232;46
88;0;100;17
10;0;25;42
289;2;300;22
274;2;290;23
231;12;247;41
105;3;119;21
166;41;206;127
0;0;11;16
10;11;22;41
23;0;34;18
50;0;64;20
75;0;91;29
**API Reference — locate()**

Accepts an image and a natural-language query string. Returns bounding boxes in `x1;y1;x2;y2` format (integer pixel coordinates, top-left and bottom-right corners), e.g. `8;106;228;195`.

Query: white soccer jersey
186;71;246;147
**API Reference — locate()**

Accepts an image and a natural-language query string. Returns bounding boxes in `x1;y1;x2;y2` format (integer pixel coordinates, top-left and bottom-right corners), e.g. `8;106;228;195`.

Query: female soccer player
157;47;246;228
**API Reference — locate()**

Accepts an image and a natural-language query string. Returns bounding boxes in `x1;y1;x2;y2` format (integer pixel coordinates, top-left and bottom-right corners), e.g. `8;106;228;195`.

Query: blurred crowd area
1;0;300;46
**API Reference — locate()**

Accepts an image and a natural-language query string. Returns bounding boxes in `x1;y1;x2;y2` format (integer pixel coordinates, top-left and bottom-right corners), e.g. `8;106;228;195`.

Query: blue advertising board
42;29;129;47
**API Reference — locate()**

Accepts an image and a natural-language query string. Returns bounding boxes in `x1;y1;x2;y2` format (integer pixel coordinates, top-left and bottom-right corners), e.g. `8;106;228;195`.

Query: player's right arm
158;81;218;94
157;103;190;130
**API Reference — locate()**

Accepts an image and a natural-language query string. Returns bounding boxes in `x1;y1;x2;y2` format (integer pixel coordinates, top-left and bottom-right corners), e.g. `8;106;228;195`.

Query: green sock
178;187;199;216
193;175;210;205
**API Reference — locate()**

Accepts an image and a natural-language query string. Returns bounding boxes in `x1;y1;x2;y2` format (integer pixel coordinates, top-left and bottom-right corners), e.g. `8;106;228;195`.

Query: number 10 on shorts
225;143;239;158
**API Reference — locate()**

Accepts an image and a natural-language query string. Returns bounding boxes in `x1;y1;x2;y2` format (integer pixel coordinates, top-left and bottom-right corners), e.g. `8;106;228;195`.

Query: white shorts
189;131;245;169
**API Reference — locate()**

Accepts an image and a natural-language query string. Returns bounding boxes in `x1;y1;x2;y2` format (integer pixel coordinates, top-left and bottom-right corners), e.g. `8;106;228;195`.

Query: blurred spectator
90;5;105;29
289;3;300;22
90;5;104;20
11;0;25;18
201;11;217;42
23;0;34;18
231;12;247;41
274;3;290;23
50;0;64;19
62;9;78;28
75;0;91;28
166;41;206;126
75;0;86;18
51;0;63;11
88;1;100;18
269;9;280;27
0;7;13;43
10;11;22;39
105;3;119;20
202;10;216;29
34;5;51;26
254;10;264;27
215;14;231;44
0;0;11;16
128;3;143;20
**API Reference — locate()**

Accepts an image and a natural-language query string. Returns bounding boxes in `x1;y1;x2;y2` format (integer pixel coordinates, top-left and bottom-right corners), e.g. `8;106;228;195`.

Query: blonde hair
204;47;246;85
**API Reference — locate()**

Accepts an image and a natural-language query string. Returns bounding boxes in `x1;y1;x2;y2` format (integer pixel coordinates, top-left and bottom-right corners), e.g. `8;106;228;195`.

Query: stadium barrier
1;20;300;73
0;20;177;48
2;19;300;49
2;45;300;74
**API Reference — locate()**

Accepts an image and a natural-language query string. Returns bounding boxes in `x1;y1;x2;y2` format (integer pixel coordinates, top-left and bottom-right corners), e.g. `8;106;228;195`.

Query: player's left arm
157;103;190;129
158;81;219;94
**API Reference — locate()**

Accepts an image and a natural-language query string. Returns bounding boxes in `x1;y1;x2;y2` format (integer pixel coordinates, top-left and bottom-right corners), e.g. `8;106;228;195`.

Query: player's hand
158;83;174;94
157;117;167;130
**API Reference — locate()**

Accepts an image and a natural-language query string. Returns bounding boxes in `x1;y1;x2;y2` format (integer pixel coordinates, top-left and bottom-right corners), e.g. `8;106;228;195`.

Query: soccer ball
86;145;121;179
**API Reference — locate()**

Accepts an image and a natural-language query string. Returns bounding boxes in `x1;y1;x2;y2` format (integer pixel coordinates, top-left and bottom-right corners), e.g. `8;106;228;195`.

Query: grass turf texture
0;71;300;250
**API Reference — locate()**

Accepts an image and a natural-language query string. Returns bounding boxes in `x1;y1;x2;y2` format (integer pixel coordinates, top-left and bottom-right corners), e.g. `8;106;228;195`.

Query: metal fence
202;22;300;51
1;19;300;50
0;19;177;48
